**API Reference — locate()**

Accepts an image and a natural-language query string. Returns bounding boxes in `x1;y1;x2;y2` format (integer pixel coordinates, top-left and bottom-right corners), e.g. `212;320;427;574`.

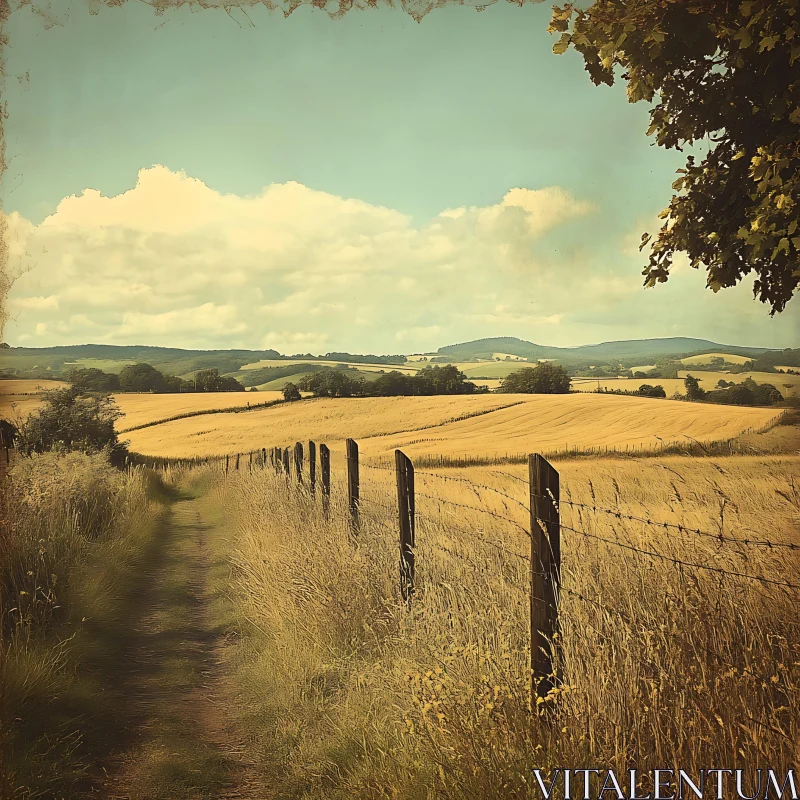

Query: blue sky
3;0;797;352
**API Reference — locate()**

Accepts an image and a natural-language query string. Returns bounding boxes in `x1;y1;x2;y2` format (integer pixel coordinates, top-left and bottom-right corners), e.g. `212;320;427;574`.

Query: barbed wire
559;521;800;590
415;491;531;537
531;493;800;552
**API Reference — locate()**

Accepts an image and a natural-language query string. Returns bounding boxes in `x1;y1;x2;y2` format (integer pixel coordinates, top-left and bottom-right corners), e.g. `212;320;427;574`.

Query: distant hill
436;336;776;364
0;337;784;382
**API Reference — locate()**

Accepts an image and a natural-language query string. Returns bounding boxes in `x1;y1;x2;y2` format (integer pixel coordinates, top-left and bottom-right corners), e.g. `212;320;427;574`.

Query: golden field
0;379;70;422
113;390;283;431
123;393;783;459
678;369;800;396
124;395;521;456
572;370;800;397
680;352;752;365
218;453;800;796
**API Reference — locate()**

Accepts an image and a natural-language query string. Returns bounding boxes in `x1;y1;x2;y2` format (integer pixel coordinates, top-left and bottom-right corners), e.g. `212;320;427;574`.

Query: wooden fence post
262;447;267;468
294;442;304;484
346;438;360;538
528;453;561;704
225;454;229;474
283;447;290;478
249;451;253;473
235;453;240;471
395;449;415;604
320;443;331;520
308;440;317;497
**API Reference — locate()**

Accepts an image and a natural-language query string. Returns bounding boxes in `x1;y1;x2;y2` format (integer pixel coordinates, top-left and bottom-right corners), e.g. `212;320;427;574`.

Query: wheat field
114;391;283;431
124;393;783;459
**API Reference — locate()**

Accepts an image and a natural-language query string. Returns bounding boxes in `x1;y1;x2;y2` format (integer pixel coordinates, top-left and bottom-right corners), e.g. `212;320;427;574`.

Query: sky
2;0;797;354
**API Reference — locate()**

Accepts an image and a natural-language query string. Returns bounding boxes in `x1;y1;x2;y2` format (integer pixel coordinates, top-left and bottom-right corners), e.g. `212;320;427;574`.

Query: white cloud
3;165;795;351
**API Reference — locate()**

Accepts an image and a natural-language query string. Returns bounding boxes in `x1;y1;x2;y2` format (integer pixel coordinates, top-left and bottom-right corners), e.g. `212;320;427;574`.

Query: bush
17;388;125;461
500;362;571;394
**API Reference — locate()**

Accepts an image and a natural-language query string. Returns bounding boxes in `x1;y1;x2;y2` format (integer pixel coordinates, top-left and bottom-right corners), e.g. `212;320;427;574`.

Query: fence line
103;434;800;709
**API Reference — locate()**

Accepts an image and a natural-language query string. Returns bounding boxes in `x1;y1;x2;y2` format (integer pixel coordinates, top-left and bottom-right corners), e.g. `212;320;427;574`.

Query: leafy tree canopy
17;388;124;459
551;0;800;313
499;363;572;394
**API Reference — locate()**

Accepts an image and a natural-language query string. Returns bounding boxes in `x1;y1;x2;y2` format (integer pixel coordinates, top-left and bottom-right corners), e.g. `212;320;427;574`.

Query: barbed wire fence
145;437;800;708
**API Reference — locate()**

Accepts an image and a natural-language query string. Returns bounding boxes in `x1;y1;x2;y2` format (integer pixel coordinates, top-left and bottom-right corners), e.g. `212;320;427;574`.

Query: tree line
284;365;486;399
68;364;245;394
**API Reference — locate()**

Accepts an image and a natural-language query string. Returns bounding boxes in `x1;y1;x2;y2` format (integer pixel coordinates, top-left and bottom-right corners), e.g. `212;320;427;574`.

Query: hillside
437;336;775;363
0;337;786;385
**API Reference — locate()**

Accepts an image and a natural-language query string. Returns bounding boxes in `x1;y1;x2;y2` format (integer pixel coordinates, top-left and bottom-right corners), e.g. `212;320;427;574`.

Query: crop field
0;379;70;421
240;358;419;374
571;377;687;395
124;395;522;457
114;391;284;431
677;370;800;396
123;392;783;459
680;352;752;365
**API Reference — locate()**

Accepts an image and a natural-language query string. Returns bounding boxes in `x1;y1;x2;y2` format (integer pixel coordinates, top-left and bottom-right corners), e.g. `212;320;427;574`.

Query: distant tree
67;367;121;393
119;363;167;393
283;383;302;402
18;388;124;460
500;363;571;394
684;374;705;401
550;0;800;313
193;368;245;392
637;384;667;398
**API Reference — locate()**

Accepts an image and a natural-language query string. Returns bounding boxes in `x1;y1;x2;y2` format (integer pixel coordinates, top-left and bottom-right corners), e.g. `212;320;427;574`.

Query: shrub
17;388;125;461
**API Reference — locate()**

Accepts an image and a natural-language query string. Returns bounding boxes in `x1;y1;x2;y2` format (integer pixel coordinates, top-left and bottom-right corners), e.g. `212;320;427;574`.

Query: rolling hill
436;336;776;363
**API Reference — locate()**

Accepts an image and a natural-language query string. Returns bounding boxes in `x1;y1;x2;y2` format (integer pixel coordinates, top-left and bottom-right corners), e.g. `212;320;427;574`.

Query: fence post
319;443;331;520
262;447;267;468
235;453;240;471
308;440;317;497
346;438;360;538
283;447;290;478
225;454;230;474
294;442;304;485
528;453;561;705
249;451;253;473
395;449;415;605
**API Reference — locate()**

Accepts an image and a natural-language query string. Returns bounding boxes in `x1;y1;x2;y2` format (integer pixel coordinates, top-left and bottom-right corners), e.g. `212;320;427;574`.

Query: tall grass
219;455;800;799
0;450;166;798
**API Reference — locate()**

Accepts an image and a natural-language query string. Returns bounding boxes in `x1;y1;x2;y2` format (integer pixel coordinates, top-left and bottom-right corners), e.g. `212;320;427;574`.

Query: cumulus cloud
4;165;795;351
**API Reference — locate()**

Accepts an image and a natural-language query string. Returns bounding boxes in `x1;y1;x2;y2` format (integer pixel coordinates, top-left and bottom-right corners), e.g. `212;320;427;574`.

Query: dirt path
97;483;264;800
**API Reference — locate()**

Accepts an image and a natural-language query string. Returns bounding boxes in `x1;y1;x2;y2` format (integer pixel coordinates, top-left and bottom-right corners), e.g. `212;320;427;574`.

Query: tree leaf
553;33;572;55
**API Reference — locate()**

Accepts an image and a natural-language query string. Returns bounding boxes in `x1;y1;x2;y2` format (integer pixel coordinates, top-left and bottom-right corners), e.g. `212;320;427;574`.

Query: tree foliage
17;388;124;459
551;0;800;313
297;365;480;398
499;362;572;394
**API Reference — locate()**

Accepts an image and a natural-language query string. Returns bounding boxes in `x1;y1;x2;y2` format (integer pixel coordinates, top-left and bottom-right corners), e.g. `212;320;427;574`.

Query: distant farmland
123;393;783;460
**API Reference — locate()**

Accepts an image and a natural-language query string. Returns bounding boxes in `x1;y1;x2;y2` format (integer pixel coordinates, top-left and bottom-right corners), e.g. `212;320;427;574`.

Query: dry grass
217;453;800;798
0;451;167;798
